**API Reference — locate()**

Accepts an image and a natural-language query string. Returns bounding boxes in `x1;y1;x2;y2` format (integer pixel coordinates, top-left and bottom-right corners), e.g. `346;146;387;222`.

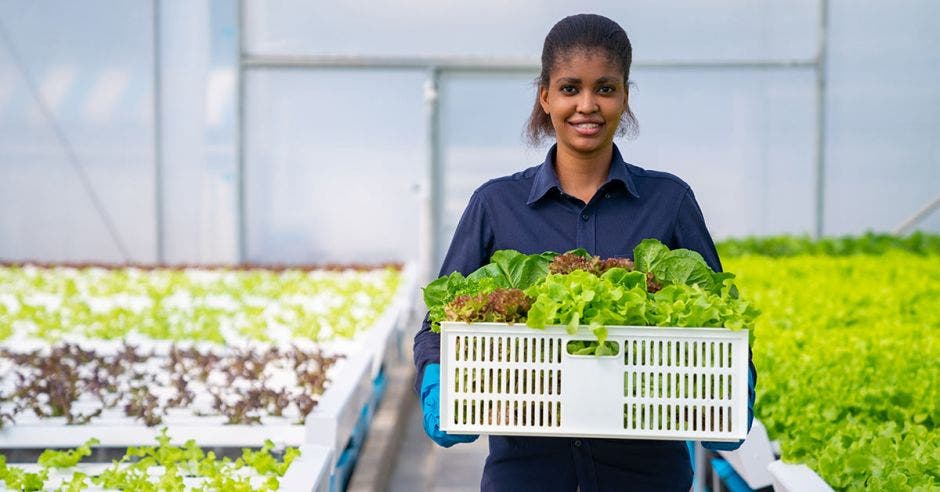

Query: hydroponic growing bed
718;234;940;491
0;262;415;490
0;264;405;346
0;430;331;491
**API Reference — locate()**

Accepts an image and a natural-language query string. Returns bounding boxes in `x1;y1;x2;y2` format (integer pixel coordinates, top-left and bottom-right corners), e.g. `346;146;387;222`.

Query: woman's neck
554;144;614;204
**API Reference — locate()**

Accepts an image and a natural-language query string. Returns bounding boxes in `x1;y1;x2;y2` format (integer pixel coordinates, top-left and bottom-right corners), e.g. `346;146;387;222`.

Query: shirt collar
526;143;640;206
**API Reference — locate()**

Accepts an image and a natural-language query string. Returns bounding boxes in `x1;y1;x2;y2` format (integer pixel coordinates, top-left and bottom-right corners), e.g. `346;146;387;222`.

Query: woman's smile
568;119;605;136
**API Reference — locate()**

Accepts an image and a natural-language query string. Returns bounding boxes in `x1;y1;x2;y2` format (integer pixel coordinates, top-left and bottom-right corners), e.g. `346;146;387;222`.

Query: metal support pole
814;0;829;239
242;54;816;72
236;0;247;264
424;67;442;281
694;442;706;492
894;195;940;235
153;0;164;264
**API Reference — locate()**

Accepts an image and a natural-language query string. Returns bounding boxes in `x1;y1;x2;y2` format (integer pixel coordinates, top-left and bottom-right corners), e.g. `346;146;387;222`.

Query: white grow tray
0;444;331;492
768;460;834;492
0;350;373;452
439;322;749;441
718;418;776;489
347;262;416;380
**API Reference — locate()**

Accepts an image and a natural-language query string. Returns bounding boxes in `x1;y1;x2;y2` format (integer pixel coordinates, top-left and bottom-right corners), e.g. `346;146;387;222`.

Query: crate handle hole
566;340;620;357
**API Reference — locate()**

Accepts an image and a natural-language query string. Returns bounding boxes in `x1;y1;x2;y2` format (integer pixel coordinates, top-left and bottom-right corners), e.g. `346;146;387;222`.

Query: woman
413;13;756;492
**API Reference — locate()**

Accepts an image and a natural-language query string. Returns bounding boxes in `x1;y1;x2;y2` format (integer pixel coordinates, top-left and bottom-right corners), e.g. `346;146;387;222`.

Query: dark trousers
481;436;693;492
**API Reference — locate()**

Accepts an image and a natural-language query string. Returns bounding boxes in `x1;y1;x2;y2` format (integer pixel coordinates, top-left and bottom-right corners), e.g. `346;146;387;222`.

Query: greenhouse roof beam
240;54;817;72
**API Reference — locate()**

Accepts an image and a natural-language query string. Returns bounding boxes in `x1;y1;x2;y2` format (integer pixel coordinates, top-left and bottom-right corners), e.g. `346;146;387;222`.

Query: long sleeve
670;188;722;272
671;188;758;450
413;189;494;394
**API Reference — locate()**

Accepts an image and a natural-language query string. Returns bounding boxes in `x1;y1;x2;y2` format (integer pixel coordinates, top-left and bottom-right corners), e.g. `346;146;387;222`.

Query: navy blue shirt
414;144;754;491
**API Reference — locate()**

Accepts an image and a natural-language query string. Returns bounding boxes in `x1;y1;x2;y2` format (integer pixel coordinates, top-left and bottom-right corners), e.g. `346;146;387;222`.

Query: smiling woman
526;15;639;205
413;13;757;492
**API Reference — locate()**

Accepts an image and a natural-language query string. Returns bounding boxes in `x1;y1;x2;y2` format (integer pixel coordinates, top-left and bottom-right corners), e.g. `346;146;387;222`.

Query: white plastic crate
439;322;749;441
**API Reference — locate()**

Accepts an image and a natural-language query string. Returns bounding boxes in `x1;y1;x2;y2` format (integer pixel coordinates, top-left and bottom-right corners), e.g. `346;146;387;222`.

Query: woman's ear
539;85;550;114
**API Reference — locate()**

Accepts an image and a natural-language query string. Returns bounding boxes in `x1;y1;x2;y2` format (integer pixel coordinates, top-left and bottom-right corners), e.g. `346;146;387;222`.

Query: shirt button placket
578;209;595;252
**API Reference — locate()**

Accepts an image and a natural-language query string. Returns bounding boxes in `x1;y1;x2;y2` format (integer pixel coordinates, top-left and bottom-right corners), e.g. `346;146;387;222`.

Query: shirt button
574;439;582;447
581;214;589;221
604;193;611;199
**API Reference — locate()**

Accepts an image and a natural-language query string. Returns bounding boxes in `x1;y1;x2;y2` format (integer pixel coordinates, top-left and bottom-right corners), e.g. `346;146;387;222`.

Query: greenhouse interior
0;1;938;491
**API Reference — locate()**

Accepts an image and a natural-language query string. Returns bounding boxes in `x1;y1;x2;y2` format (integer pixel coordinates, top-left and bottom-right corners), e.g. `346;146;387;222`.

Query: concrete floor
386;399;489;492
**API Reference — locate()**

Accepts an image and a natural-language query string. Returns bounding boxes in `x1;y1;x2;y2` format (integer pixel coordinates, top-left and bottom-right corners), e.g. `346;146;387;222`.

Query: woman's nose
577;93;599;114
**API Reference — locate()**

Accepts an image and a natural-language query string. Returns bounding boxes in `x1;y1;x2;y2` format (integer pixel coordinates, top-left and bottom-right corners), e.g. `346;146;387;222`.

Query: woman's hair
526;14;639;145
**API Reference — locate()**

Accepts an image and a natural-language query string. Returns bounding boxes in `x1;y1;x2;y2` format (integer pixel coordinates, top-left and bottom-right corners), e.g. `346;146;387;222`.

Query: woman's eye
597;86;615;94
560;85;578;95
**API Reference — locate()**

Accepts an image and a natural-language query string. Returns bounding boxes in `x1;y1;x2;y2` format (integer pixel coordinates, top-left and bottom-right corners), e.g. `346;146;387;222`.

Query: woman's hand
420;363;479;447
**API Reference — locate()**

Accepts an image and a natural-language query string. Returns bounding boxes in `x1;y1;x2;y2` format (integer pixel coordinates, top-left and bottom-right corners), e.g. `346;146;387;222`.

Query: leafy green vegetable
0;456;48;491
524;269;651;346
633;238;669;273
37;437;99;468
444;289;532;324
566;340;619;356
0;430;302;490
425;250;555;332
647;283;759;333
0;265;401;344
729;252;939;490
424;272;500;332
717;231;940;257
486;250;557;290
427;240;759;354
633;239;732;295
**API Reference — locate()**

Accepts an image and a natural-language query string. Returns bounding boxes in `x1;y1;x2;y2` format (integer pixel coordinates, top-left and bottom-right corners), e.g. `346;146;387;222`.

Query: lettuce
633;238;733;295
730;252;939;489
427;240;759;347
424;250;555;332
37;438;99;468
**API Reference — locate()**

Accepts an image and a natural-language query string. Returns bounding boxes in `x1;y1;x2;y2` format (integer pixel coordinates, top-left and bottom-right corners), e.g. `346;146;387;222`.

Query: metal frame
815;0;830;239
233;2;831;272
153;0;164;264
895;195;940;235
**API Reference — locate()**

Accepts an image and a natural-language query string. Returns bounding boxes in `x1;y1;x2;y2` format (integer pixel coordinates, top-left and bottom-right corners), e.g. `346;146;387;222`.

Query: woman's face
539;50;628;158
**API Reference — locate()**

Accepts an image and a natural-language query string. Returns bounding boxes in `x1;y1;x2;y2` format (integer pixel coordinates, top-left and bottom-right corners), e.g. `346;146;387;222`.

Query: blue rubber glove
702;364;756;451
420;363;479;448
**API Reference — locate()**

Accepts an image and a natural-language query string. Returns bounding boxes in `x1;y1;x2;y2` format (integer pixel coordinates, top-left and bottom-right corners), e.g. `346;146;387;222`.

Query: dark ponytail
525;14;638;145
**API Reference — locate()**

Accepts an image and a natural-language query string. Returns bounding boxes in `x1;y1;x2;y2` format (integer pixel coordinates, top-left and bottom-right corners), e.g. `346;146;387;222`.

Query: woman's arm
672;188;757;450
412;189;494;394
670;188;722;272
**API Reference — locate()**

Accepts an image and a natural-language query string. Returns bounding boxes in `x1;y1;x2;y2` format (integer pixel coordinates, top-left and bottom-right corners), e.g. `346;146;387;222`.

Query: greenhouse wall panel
244;0;817;62
824;0;940;235
0;1;156;263
244;70;427;264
